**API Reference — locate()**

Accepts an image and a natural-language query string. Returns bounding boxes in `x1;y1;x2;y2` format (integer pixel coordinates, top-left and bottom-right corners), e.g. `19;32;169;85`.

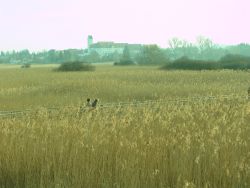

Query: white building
86;35;142;57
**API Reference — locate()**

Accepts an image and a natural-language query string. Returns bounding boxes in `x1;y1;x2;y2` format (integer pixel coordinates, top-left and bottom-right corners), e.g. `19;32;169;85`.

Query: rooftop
89;42;142;50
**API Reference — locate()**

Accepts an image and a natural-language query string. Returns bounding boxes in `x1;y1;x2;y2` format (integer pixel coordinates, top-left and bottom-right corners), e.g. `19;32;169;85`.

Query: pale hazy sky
0;0;249;51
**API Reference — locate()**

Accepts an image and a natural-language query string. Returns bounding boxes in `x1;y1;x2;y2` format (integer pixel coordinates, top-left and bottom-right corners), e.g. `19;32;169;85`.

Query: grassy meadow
0;64;250;187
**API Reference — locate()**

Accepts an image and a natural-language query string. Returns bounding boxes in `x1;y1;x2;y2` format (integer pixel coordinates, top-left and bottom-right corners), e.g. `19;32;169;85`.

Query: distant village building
85;35;142;58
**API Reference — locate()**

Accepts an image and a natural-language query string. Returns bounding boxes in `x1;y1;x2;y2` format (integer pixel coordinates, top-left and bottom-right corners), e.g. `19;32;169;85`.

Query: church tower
88;35;93;48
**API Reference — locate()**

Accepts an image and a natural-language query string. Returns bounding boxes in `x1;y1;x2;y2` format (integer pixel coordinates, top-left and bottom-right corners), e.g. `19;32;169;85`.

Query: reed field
0;64;250;187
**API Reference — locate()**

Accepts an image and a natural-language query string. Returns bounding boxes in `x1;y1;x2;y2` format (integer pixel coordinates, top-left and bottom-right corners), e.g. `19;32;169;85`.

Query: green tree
136;45;169;65
196;36;215;60
48;49;58;63
84;51;101;63
121;45;131;61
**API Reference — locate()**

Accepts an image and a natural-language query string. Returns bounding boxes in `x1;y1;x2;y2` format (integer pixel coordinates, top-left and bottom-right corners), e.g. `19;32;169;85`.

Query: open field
0;64;250;110
0;64;250;187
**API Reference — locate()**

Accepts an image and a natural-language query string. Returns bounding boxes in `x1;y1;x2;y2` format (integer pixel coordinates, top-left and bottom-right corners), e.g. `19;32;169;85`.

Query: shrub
161;56;219;70
161;55;250;70
56;61;95;72
113;59;135;66
219;54;250;63
21;63;31;68
218;54;250;70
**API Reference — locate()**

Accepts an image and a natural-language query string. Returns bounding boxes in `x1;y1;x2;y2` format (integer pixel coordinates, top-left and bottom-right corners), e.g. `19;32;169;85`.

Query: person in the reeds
91;99;98;108
86;98;92;107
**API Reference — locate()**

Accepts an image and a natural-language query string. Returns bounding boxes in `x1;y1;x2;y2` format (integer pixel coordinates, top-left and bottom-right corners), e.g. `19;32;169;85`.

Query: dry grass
0;65;249;110
0;64;250;187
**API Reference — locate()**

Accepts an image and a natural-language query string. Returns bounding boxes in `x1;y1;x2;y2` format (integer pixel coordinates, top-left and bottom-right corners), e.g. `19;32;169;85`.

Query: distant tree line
1;36;250;66
165;36;250;61
0;49;104;64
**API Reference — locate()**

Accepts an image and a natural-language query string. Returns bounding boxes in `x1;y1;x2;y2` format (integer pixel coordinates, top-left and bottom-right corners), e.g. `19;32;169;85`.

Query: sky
0;0;249;51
